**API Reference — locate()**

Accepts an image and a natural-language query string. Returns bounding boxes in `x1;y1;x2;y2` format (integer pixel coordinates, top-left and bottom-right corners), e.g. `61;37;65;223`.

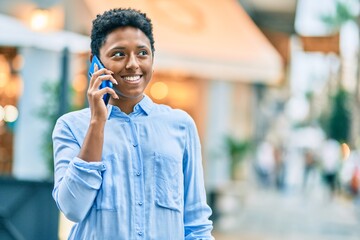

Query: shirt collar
136;94;153;115
107;94;154;119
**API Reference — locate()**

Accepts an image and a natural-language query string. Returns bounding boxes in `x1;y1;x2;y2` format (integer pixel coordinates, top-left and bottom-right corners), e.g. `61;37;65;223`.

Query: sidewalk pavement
212;185;360;240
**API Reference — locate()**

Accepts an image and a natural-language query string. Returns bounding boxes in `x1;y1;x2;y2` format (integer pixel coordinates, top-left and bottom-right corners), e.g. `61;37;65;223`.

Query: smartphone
88;55;113;105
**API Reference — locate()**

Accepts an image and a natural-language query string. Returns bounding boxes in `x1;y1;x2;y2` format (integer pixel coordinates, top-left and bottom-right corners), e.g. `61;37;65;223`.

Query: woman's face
99;26;153;101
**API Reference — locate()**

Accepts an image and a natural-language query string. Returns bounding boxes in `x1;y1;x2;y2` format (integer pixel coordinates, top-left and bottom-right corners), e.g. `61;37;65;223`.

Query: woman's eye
114;52;125;57
138;50;148;56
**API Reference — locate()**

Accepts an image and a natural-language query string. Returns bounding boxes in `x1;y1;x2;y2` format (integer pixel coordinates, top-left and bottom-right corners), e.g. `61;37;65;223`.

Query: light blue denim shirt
52;95;213;240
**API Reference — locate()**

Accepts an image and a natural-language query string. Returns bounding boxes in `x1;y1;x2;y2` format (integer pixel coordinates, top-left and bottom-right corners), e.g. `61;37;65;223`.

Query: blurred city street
2;0;360;239
212;175;360;240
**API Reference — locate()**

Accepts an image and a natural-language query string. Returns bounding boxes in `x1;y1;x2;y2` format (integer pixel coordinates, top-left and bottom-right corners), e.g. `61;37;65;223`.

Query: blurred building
243;0;359;191
0;0;284;186
0;9;90;179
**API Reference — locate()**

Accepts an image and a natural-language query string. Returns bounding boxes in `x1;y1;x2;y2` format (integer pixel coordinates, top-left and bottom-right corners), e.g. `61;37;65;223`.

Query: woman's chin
112;90;144;101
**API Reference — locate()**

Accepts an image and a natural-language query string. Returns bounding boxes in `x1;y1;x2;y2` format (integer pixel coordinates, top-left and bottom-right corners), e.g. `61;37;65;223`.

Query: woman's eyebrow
109;46;149;51
110;46;126;51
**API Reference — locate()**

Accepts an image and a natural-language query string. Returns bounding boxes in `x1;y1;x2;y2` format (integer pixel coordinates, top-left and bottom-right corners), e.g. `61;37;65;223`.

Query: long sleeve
183;117;214;239
52;119;106;222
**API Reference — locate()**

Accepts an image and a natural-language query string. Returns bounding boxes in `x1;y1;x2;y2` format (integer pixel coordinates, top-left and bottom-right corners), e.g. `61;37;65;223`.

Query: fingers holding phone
88;58;118;121
89;66;117;90
89;64;118;97
88;55;118;103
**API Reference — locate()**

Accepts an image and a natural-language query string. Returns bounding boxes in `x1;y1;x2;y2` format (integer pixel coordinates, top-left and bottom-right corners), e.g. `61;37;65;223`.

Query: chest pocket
154;153;182;212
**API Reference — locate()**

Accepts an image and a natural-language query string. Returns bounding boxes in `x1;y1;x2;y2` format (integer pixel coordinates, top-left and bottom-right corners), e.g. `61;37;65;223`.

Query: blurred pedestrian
303;148;317;190
52;8;213;239
350;166;360;196
255;140;276;188
319;138;341;198
339;150;360;202
274;144;286;190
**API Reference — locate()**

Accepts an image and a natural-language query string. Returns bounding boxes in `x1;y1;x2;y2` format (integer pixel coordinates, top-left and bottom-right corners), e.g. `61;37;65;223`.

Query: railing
0;176;59;240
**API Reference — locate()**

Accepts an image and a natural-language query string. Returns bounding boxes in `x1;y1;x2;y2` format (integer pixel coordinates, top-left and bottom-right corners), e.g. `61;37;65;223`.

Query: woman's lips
121;75;142;83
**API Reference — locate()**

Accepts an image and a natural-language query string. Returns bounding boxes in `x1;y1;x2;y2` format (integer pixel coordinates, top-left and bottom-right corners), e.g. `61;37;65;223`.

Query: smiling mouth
121;75;142;82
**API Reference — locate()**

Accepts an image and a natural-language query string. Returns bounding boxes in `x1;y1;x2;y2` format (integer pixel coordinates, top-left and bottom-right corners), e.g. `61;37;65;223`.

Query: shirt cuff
72;157;106;171
67;157;106;190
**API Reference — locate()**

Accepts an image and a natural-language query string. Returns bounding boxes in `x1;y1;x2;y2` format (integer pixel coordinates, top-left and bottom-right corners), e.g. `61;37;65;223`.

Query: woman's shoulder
151;103;195;127
153;103;191;119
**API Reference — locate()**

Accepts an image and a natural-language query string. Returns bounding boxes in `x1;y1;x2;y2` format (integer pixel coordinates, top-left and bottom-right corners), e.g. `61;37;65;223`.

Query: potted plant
224;135;251;180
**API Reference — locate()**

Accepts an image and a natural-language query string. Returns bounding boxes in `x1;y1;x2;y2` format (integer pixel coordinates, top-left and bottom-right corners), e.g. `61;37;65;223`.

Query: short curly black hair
90;8;155;57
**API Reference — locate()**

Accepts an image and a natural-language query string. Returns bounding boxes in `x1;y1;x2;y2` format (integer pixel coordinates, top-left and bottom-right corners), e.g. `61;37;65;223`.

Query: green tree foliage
38;81;82;178
37;82;61;177
321;0;357;31
327;88;351;143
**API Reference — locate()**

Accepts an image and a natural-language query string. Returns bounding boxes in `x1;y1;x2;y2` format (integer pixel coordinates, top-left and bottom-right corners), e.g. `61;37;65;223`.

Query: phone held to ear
88;55;113;105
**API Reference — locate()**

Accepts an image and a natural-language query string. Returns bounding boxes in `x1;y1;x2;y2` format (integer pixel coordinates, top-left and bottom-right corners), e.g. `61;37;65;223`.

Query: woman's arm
52;65;118;222
183;117;214;239
52;119;106;222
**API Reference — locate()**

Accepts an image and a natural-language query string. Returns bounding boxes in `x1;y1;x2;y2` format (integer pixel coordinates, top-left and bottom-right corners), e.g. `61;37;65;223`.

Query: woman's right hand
87;63;118;122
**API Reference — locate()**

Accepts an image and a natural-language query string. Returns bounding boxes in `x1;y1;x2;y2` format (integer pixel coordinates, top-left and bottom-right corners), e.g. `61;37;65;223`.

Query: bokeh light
72;74;88;92
12;54;24;71
0;106;5;122
4;105;19;122
150;81;169;100
30;9;50;31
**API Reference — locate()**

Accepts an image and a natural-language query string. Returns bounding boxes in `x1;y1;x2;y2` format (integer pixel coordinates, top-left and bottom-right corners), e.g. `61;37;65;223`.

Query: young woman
52;8;214;239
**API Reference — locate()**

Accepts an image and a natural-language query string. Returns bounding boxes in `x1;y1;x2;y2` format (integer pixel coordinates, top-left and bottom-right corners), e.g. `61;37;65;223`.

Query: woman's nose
125;53;139;70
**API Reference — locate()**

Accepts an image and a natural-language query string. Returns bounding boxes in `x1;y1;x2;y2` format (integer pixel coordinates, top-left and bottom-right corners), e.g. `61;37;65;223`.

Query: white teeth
123;75;141;81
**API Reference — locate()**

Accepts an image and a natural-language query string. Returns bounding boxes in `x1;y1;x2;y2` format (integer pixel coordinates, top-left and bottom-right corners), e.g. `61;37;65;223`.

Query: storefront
0;13;90;179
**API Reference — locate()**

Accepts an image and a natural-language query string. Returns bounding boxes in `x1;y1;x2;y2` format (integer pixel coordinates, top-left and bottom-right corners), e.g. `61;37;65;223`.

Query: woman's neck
109;95;144;114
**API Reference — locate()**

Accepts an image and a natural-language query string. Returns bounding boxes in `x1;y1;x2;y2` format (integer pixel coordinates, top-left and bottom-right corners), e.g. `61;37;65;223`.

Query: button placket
127;116;145;239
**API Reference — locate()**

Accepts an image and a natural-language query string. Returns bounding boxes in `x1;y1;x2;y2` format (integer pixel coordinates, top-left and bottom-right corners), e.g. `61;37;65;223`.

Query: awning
84;0;283;84
0;13;90;53
0;13;37;47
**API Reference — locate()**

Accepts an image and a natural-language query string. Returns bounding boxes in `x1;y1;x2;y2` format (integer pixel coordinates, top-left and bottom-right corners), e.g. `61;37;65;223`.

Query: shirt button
125;118;130;122
138;201;143;206
136;171;141;176
138;231;143;236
